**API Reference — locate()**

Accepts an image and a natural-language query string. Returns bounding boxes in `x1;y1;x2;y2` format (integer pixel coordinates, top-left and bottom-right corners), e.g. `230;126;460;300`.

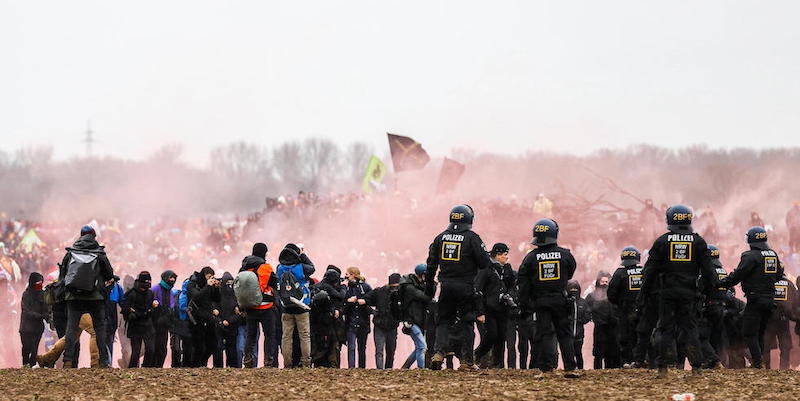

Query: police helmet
532;218;559;246
746;226;768;244
449;204;474;230
620;246;641;267
414;263;427;277
708;244;722;267
666;204;693;233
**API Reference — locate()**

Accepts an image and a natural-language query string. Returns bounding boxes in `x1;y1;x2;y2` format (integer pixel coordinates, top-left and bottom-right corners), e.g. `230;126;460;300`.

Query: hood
190;271;207;288
222;272;234;282
240;255;266;272
68;234;105;253
595;270;612;286
28;272;44;288
566;279;581;293
323;268;341;285
161;270;177;282
279;247;302;265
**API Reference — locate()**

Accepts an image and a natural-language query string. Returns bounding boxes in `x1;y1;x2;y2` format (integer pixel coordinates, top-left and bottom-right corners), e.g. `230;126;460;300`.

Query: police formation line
18;206;787;378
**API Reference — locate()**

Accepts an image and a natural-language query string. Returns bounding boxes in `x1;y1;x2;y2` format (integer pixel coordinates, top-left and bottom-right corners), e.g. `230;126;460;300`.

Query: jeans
63;300;108;367
347;328;369;368
406;324;427;368
245;310;275;368
237;325;258;365
373;326;398;369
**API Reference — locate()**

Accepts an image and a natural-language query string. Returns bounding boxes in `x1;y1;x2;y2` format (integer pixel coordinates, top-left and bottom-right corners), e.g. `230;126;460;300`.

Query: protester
345;266;372;369
123;271;157;368
276;244;314;368
19;272;48;367
361;273;402;369
151;270;177;367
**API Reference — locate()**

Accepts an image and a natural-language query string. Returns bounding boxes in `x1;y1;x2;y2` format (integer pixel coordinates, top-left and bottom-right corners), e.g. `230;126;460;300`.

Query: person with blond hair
345;266;372;368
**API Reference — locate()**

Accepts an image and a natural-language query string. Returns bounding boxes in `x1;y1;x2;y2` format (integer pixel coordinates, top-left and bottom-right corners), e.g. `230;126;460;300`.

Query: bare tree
343;142;373;184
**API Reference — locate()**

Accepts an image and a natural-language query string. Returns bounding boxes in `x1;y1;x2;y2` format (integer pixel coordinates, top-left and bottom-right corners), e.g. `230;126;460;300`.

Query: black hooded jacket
314;269;348;311
399;274;431;328
186;271;221;324
586;272;615;326
566;280;591;340
218;272;243;333
123;282;155;338
58;234;115;301
474;262;515;315
20;272;49;334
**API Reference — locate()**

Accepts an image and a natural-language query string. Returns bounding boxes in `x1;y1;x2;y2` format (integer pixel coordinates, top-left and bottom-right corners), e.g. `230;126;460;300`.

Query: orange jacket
253;263;275;310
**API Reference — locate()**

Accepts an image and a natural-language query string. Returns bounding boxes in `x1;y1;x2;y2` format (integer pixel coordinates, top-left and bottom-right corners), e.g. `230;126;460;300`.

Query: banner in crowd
435;157;466;194
387;133;430;172
361;155;387;194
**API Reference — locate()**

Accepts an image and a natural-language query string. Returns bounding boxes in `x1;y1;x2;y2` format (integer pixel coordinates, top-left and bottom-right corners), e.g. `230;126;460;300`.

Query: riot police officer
720;226;784;368
642;205;717;377
518;218;580;378
608;246;643;366
700;245;727;368
763;271;797;369
426;205;493;370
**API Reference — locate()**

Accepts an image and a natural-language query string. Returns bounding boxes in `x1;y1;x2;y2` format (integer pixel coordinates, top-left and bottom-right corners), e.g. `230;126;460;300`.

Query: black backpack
64;250;100;292
389;286;404;322
278;269;306;309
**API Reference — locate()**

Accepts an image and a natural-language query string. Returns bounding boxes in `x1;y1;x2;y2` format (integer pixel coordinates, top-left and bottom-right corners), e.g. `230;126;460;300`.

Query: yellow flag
361;156;386;193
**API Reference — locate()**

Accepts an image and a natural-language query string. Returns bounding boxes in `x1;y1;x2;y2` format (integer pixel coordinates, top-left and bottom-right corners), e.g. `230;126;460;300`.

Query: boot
62;360;74;369
691;367;703;377
36;355;55;369
564;370;581;379
430;352;444;370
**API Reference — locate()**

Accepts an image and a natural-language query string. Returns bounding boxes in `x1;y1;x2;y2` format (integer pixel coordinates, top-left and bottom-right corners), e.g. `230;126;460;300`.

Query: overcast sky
2;0;799;165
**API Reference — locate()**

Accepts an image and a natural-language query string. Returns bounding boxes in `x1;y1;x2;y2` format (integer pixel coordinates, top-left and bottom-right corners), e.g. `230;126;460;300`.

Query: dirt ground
0;368;797;401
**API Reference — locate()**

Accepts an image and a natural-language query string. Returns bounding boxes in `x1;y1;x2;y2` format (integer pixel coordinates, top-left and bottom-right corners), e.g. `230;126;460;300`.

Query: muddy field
0;368;797;401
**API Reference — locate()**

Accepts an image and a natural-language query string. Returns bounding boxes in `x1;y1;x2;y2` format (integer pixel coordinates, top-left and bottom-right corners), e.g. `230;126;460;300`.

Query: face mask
34;282;44;291
568;290;579;297
138;282;150;291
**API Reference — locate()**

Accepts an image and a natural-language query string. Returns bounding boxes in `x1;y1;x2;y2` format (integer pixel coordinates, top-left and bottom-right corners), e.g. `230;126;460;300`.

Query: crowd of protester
6;194;800;370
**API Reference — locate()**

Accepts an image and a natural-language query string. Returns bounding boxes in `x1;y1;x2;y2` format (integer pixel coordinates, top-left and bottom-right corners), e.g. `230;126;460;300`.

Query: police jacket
770;276;798;321
720;246;783;298
426;226;492;284
474;262;515;315
707;260;730;302
518;244;577;310
641;231;717;293
608;265;643;309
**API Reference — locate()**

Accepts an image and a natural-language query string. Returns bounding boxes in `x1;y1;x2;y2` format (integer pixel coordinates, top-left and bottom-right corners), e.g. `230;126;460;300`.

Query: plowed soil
0;368;796;401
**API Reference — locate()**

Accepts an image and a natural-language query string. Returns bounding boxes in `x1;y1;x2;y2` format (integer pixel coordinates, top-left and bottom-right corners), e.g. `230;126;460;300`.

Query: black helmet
708;244;722;266
620;246;641;267
449;204;474;230
666;204;693;233
746;226;768;246
532;218;559;246
708;244;721;259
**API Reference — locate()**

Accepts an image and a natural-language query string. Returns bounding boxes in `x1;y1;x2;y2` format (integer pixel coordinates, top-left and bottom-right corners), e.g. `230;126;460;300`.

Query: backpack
178;280;190;321
64;250;99;292
234;270;262;309
389;286;404;322
279;267;309;310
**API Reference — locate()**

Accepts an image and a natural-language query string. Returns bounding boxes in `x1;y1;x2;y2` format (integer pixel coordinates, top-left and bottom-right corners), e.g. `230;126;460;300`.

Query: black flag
387;133;430;172
436;157;466;194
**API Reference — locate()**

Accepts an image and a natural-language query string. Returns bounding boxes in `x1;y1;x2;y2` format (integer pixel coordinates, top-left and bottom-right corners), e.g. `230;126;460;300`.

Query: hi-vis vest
254;263;275;310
